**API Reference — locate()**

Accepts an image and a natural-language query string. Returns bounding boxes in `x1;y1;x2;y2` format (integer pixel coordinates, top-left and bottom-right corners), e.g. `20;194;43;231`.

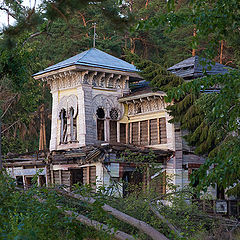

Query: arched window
60;109;67;143
96;107;105;141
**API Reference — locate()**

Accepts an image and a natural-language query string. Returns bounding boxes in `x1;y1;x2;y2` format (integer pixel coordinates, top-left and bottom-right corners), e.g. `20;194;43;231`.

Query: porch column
49;90;59;151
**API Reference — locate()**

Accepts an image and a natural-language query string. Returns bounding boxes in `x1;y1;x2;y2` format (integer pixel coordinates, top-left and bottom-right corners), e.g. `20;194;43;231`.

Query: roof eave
33;64;142;80
118;91;166;103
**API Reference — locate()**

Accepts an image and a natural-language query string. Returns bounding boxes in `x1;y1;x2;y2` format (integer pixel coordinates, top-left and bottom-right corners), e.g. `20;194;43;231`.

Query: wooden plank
138;122;141;145
150;119;158;145
140;121;148;145
147;120;150;145
59;170;62;185
126;123;129;144
157;118;160;144
159;118;167;144
87;166;90;185
129;123;132;144
132;122;138;145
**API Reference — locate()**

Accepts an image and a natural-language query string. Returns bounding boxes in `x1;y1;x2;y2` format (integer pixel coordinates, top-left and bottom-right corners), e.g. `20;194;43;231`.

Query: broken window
16;176;23;187
60;109;67;143
25;176;33;188
70;107;77;142
39;175;46;186
58;95;78;145
71;169;83;185
97;107;105;141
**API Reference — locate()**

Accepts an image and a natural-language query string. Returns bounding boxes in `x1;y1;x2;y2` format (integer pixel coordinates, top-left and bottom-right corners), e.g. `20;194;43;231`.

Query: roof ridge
77;48;94;63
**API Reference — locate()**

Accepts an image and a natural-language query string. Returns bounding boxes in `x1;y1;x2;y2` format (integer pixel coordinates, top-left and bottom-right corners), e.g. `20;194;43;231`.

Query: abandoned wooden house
4;49;230;199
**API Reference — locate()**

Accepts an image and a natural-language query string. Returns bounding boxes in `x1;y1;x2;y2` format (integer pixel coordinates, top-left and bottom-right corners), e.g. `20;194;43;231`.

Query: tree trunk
36;196;134;240
56;189;169;240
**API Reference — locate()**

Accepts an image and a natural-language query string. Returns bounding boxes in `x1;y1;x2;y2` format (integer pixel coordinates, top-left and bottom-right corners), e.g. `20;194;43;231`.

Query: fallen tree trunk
56;188;169;240
36;196;135;240
149;203;183;238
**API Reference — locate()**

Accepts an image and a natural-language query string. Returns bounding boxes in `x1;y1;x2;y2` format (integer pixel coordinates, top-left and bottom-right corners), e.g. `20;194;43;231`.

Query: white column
105;119;110;142
50;90;59;151
77;86;86;146
117;122;120;142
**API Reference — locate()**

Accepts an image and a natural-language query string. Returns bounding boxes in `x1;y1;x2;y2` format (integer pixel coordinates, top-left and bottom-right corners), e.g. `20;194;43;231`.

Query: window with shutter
140;120;148;145
159;118;167;144
150;119;158;145
132;122;139;145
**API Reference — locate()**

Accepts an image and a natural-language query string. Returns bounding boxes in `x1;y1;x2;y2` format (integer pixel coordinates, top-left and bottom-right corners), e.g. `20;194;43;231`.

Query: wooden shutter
150;119;158;145
140;120;148;145
110;121;117;143
132;122;139;145
159;118;167;144
97;119;104;141
120;123;126;143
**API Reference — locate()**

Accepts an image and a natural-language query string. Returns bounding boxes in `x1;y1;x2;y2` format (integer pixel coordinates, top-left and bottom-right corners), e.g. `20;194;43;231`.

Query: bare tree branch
0;6;17;19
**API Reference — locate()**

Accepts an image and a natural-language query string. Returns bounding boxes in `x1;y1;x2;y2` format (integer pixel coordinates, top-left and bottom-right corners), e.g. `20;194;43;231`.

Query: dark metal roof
34;48;138;76
167;56;230;79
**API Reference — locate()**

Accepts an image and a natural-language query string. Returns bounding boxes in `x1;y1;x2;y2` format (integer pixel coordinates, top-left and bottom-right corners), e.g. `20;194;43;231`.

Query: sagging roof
33;48;138;76
167;56;230;79
119;87;165;102
49;143;173;165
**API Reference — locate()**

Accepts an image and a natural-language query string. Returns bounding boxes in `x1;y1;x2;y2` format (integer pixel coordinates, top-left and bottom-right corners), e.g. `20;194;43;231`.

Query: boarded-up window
110;121;117;143
140;120;148;145
120;123;126;143
132;122;139;145
159;118;167;144
150;119;158;145
83;166;96;191
97;119;104;141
